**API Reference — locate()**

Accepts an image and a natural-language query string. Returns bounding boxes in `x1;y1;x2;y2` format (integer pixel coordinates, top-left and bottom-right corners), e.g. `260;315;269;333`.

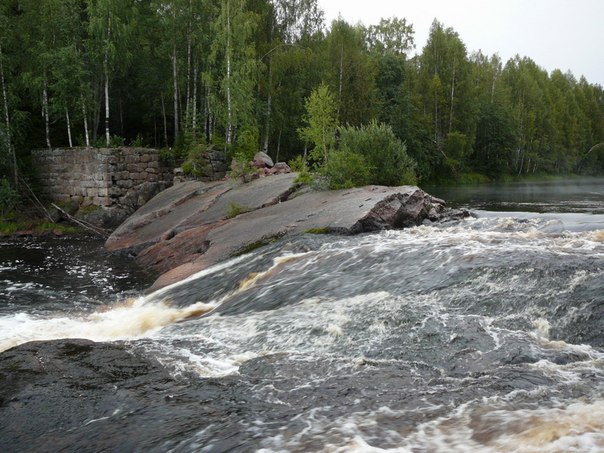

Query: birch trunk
43;79;51;149
262;56;272;154
172;45;179;145
161;93;168;147
275;129;281;163
0;45;17;186
434;90;439;145
104;68;110;146
337;44;343;118
449;65;456;134
185;1;192;120
66;108;73;148
225;0;232;146
490;74;496;104
81;96;90;147
192;63;198;139
104;14;112;147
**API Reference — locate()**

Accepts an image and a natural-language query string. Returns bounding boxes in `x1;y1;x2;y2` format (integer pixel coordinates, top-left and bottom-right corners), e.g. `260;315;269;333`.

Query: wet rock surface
105;174;469;291
0;339;235;452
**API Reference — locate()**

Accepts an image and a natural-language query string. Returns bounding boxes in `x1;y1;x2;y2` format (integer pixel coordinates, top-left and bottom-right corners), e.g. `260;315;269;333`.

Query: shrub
227;127;261;181
320;149;371;190
339;120;417;186
288;155;308;172
294;169;314;186
130;134;145;147
288;155;314;185
182;143;211;177
0;178;19;217
233;127;259;163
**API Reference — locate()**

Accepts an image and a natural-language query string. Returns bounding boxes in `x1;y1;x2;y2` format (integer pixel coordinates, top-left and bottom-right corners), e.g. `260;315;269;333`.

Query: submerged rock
0;339;235;452
105;175;469;291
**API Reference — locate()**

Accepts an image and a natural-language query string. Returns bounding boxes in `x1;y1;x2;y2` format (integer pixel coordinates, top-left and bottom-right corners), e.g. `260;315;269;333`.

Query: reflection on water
427;177;604;214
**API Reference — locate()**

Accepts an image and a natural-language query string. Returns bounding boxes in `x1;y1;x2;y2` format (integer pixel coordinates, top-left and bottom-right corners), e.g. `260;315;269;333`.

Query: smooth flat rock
106;174;468;292
105;173;298;253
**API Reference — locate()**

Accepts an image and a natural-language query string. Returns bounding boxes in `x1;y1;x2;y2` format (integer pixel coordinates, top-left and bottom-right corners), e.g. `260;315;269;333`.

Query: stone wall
31;147;173;226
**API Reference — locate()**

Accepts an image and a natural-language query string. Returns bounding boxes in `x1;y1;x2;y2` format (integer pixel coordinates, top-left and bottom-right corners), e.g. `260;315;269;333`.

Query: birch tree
298;83;338;163
211;0;260;148
88;0;134;146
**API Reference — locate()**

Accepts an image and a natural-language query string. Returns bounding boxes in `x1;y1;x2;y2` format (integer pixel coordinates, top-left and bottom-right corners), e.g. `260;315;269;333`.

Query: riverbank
430;171;597;187
0;212;81;238
0;200;116;239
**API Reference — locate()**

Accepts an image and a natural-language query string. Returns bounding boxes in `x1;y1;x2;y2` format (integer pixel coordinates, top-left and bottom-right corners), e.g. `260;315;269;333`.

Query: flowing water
1;178;604;452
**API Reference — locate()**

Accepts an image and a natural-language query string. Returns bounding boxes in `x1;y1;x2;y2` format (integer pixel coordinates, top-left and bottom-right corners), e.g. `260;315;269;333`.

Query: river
1;178;604;452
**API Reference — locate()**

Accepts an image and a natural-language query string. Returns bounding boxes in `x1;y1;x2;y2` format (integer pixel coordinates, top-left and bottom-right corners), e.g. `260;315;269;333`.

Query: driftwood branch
18;175;54;223
50;203;109;238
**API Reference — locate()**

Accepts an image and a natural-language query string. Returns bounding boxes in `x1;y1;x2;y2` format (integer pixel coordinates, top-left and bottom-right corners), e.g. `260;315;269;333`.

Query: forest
1;0;604;197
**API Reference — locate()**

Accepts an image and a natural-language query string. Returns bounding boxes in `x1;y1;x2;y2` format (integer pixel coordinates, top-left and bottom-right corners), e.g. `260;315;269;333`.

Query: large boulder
252;151;274;168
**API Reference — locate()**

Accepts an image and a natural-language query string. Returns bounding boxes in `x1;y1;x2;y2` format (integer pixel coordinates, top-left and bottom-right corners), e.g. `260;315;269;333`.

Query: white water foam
257;399;604;453
0;298;217;352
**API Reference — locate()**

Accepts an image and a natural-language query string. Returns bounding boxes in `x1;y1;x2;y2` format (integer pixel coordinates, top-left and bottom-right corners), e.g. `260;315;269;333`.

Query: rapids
1;178;604;452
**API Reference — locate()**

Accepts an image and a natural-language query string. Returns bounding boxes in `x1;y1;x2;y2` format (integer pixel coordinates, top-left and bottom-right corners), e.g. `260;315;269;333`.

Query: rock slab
105;174;468;291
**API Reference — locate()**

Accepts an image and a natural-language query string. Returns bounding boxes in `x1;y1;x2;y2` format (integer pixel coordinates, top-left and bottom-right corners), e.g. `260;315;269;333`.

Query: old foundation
31;147;173;227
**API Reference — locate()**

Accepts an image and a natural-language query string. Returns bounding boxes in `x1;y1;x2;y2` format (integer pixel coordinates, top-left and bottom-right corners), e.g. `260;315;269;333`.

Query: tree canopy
1;1;603;189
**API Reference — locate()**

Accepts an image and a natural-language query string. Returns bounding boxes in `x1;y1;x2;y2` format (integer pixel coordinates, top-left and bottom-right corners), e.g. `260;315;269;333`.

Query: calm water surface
1;178;603;452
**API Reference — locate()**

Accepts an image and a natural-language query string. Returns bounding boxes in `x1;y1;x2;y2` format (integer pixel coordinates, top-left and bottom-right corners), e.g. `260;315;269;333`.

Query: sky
319;0;604;87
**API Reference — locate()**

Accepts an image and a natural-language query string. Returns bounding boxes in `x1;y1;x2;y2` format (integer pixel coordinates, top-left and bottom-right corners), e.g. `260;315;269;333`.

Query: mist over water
1;178;604;451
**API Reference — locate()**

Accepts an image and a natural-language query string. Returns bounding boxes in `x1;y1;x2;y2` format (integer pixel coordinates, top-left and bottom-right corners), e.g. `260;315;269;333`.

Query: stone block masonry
31;147;173;225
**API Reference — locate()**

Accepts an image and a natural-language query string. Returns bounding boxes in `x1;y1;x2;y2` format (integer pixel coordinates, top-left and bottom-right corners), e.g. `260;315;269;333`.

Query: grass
36;222;80;234
77;204;101;215
0;219;29;235
235;233;285;256
0;217;80;236
305;227;332;234
226;202;251;219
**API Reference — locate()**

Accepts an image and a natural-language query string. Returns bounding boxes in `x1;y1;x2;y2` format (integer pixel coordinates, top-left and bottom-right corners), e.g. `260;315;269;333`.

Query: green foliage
130;134;145;147
298;83;338;164
288;155;307;172
327;20;378;126
457;172;491;184
442;131;470;175
0;177;19;217
182;143;211;178
233;127;259;162
294;168;314;185
288;155;314;185
226;202;251;219
365;17;414;56
0;0;603;188
36;222;80;234
159;148;177;167
91;135;125;148
320;149;371;190
235;233;284;256
228;154;257;181
305;227;332;234
339;120;417;186
472;103;516;177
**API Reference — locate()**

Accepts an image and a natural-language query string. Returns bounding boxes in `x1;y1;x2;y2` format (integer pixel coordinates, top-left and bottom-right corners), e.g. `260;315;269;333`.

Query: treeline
1;0;604;189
